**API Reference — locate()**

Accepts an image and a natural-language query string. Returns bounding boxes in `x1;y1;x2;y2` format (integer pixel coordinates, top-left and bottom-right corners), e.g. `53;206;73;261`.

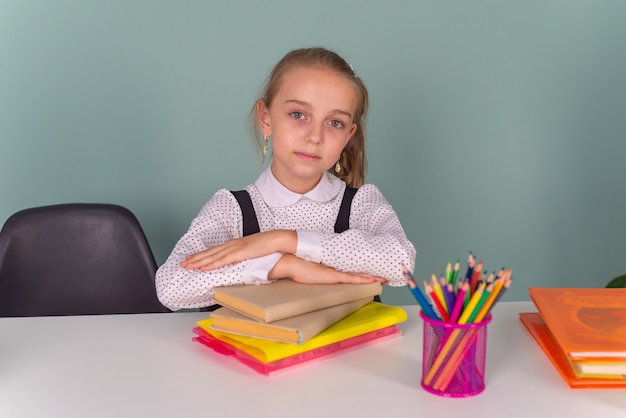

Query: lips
294;151;321;162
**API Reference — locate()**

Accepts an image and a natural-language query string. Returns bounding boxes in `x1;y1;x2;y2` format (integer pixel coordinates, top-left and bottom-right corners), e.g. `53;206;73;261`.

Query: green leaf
606;275;626;288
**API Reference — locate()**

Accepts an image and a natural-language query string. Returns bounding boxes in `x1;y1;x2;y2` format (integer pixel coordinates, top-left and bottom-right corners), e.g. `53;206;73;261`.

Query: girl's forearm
271;229;298;255
267;253;298;280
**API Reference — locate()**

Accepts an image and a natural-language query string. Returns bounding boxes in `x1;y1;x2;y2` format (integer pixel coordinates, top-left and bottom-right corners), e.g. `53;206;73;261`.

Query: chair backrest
0;203;170;316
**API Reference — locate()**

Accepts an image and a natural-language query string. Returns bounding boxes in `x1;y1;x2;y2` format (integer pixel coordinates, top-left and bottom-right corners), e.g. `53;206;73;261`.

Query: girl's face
257;66;358;194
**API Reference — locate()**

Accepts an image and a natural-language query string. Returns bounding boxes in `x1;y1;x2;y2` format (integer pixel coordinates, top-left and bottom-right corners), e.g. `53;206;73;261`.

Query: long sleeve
155;189;280;311
317;184;416;286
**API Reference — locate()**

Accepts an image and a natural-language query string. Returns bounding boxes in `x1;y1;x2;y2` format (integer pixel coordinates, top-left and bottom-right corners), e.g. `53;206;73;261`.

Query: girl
156;47;416;311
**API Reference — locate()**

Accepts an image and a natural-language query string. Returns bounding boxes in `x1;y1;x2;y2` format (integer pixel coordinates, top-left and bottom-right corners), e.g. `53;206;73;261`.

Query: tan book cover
209;297;372;344
213;279;382;323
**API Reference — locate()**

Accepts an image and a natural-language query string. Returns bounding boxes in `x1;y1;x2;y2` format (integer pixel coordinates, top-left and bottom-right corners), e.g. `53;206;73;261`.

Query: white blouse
155;168;416;310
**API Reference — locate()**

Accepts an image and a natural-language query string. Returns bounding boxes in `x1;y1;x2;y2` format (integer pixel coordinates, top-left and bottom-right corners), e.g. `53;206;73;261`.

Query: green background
2;1;625;305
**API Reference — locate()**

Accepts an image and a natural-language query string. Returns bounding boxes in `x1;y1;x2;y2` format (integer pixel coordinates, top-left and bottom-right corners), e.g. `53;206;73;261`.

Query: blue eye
290;111;305;119
329;120;345;128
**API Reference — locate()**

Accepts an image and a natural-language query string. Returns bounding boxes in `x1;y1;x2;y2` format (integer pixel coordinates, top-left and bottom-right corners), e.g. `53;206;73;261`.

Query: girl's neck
270;165;322;194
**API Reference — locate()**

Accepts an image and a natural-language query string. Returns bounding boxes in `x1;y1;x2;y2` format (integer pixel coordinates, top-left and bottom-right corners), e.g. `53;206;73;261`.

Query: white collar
254;167;343;207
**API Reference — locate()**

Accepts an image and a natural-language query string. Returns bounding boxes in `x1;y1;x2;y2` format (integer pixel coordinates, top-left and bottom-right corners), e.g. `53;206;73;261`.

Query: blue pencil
402;265;439;319
464;251;475;281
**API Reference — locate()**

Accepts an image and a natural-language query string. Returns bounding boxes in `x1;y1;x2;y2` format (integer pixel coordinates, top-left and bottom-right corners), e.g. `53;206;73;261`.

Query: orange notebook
528;288;626;358
519;312;626;388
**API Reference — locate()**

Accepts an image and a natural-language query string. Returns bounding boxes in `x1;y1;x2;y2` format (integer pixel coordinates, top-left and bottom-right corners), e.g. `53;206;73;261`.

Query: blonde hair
249;47;369;188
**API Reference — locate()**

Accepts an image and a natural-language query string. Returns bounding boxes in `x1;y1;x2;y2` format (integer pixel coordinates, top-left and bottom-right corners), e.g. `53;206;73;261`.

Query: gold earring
263;135;269;155
334;161;341;174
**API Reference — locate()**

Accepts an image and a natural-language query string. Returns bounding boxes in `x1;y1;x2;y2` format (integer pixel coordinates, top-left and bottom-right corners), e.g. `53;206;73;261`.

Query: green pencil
468;283;493;323
450;259;460;286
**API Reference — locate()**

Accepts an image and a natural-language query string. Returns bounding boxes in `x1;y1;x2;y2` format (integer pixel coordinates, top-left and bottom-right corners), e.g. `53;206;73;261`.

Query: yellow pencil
431;274;448;314
467;283;493;323
473;277;504;322
457;282;485;324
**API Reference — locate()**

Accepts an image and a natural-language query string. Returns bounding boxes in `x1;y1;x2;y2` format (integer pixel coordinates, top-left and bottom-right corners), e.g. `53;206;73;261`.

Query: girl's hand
269;254;388;285
180;230;297;271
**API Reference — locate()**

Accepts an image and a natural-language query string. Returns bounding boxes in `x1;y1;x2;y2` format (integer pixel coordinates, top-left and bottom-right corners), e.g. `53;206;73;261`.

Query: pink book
193;324;401;376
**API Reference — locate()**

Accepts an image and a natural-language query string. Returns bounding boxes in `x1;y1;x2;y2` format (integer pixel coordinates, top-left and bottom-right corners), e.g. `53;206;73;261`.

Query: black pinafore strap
231;190;261;236
333;187;357;234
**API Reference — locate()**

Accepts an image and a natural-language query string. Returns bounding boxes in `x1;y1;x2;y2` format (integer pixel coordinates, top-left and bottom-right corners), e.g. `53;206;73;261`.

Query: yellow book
197;302;407;363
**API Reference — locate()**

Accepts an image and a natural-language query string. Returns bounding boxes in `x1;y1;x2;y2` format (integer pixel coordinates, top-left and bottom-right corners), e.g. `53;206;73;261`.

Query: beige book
209;297;372;344
213;279;382;323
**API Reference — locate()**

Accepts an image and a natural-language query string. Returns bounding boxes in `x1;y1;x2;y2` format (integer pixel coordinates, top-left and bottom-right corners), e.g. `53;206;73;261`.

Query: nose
307;123;323;144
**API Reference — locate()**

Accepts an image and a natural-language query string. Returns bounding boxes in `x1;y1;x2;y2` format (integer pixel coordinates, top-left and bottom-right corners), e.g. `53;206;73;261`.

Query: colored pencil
467;283;493;323
434;328;478;390
445;282;456;316
458;283;484;324
402;265;439;320
425;282;449;322
430;274;448;314
473;277;504;321
448;282;467;323
444;262;453;284
470;260;483;293
440;277;454;314
489;276;511;308
450;259;460;286
465;251;475;281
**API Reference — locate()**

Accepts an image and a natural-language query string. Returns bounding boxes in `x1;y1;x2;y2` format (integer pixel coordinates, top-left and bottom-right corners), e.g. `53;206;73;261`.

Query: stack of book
520;287;626;388
192;279;407;376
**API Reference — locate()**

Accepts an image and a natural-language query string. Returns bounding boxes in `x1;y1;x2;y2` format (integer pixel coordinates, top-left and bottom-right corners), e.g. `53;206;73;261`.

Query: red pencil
424;281;449;322
470;260;483;293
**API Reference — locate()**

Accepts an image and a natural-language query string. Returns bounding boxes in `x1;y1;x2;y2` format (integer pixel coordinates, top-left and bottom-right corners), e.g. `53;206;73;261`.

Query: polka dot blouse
155;168;416;310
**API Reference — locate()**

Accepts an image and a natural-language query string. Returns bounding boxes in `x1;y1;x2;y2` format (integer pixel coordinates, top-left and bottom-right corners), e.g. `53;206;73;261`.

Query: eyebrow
285;99;353;119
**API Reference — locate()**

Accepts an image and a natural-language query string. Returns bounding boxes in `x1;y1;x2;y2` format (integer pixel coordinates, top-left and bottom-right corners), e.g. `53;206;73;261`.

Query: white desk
0;302;624;417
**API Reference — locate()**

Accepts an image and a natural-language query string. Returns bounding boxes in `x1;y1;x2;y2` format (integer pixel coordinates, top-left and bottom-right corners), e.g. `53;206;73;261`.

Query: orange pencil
474;277;504;322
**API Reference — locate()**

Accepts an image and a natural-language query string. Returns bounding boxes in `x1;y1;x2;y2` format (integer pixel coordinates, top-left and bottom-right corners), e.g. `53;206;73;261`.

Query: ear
256;99;271;136
347;123;357;141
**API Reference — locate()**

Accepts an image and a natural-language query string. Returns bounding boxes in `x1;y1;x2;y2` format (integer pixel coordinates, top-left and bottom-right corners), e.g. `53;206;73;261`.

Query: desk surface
1;302;624;417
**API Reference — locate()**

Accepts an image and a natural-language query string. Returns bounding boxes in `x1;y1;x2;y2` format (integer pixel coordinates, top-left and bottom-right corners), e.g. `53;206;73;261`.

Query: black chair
0;203;170;316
